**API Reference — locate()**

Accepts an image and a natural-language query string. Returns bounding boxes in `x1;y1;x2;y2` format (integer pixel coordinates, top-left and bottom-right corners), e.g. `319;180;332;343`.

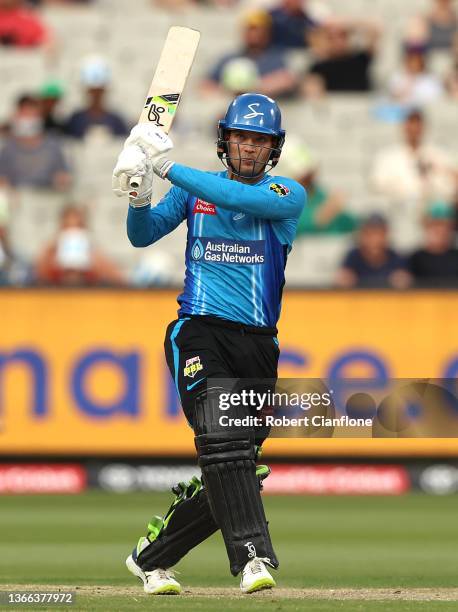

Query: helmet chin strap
218;141;279;179
226;155;268;180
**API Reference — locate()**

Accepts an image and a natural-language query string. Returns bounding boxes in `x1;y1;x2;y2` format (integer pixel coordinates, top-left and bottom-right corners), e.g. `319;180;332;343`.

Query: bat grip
129;176;142;190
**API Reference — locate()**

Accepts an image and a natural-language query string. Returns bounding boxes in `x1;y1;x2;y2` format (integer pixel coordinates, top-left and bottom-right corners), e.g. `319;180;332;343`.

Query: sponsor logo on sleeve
190;237;265;265
193;199;217;215
269;183;290;197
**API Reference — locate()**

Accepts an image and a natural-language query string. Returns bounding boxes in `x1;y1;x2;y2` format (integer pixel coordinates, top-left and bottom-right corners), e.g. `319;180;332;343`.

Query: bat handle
129;176;142;190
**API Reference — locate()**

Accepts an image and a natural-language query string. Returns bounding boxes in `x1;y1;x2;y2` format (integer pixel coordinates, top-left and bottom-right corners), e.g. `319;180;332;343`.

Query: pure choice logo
190;237;265;265
193;199;217;215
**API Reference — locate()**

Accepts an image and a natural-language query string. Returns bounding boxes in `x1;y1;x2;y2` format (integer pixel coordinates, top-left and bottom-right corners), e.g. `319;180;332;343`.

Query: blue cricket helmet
219;93;285;139
217;93;286;177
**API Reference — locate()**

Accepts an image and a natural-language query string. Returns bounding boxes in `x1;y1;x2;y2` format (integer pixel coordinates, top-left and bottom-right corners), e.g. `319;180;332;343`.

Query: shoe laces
245;557;270;576
146;568;176;581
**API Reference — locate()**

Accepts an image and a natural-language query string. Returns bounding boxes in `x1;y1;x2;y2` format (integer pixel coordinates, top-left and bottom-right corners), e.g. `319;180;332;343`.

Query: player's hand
112;144;153;206
125;124;175;178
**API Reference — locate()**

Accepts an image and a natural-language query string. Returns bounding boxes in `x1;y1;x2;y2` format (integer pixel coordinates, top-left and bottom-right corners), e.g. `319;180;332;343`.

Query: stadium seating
1;0;456;285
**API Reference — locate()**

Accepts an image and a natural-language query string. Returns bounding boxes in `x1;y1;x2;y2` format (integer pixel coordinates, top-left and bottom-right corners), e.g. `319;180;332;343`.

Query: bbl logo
184;356;203;378
269;183;290;197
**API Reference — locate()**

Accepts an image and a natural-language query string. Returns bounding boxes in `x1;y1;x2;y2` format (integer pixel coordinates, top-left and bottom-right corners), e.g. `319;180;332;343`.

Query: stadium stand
0;0;456;286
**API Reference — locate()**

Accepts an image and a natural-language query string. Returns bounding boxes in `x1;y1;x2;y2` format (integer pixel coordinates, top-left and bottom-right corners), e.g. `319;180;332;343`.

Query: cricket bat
129;26;201;190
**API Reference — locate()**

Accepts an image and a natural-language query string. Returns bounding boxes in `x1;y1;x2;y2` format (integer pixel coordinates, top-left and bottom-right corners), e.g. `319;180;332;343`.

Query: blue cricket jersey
127;164;306;327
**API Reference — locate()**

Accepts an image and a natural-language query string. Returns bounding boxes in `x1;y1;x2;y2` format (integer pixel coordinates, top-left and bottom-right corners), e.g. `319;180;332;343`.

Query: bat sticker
144;94;180;126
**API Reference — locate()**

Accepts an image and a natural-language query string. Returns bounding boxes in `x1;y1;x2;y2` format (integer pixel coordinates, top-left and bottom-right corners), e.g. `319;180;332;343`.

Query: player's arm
113;125;305;222
126;186;187;247
166;164;306;221
120;125;305;220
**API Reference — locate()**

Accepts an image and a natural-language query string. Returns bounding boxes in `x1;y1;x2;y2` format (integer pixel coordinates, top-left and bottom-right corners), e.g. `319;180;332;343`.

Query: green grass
0;492;457;611
1;600;458;612
69;599;458;612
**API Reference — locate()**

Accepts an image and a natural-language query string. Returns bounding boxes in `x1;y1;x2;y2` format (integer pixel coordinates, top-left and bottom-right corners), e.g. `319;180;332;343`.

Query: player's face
226;130;275;178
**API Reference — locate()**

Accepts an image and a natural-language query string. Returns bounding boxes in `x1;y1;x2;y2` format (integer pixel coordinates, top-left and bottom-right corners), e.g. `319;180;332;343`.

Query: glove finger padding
113;144;149;178
112;170;142;198
112;144;154;203
112;172;132;198
125;123;174;159
120;173;130;193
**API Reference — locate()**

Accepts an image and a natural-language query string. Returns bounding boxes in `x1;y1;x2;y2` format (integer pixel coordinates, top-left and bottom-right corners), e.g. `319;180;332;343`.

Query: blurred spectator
305;18;380;93
0;95;71;190
0;227;9;284
65;56;129;139
444;36;458;98
201;10;297;98
280;141;358;235
0;186;31;285
409;201;458;287
211;0;239;6
0;0;48;47
0;190;12;285
154;0;238;7
371;109;457;203
132;250;175;287
35;205;125;286
43;0;93;4
307;18;332;62
152;0;197;8
336;214;412;289
29;0;93;4
39;80;66;136
388;43;444;108
406;0;458;53
269;0;316;49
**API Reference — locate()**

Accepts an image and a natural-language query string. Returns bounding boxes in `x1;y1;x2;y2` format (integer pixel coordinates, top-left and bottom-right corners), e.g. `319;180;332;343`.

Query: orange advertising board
0;290;457;457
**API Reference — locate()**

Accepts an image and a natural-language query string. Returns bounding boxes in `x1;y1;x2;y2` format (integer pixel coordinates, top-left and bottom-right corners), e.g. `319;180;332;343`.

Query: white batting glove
125;124;174;179
112;144;153;206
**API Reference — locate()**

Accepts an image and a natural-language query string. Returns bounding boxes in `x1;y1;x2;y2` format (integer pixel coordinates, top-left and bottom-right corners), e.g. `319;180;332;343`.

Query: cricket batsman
112;93;306;594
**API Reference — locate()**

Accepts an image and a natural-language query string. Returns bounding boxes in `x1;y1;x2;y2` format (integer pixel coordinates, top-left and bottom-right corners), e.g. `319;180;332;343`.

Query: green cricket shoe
240;557;276;594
